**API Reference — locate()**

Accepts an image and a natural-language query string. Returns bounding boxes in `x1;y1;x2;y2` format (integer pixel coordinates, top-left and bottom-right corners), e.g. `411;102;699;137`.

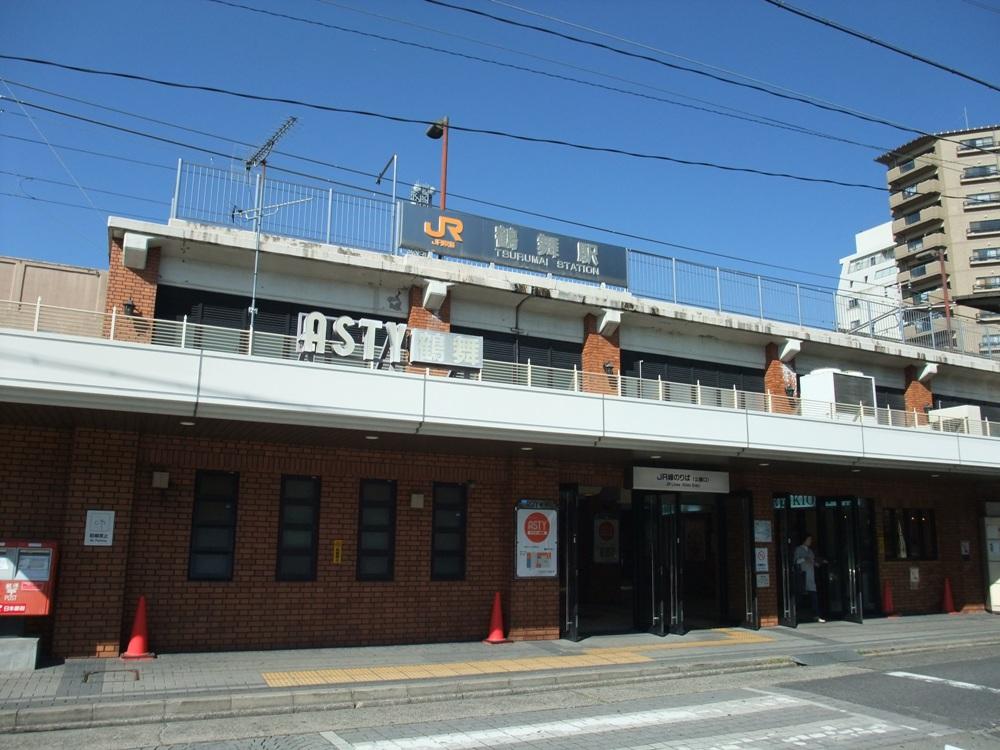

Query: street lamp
425;116;449;211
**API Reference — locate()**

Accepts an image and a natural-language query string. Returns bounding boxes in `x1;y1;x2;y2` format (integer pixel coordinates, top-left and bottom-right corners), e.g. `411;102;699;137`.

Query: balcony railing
2;299;996;439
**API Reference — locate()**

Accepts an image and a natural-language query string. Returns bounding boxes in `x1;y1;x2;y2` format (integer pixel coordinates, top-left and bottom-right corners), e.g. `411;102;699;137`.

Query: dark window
621;352;765;394
276;476;320;581
970;219;1000;234
189;471;239;581
431;483;467;580
963;165;999;179
357;479;396;581
904;211;920;226
884;508;937;561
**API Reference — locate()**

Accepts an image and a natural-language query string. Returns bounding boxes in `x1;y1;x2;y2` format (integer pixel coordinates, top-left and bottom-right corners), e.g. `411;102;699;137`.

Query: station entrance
773;495;880;626
559;484;758;640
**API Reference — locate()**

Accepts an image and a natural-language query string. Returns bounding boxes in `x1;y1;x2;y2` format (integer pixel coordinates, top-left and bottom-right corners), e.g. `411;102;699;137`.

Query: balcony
968;219;1000;239
890;177;940;211
894;233;945;262
961;165;1000;184
887;154;937;185
970;248;1000;266
892;205;944;237
0;301;997;471
957;137;998;156
898;260;941;288
964;192;1000;212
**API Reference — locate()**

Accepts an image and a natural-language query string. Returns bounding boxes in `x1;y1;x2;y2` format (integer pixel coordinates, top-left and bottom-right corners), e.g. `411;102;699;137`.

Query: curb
0;655;794;734
858;634;1000;658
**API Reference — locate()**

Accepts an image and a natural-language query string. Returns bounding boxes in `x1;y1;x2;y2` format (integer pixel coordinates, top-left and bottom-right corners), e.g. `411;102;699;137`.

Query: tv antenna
232;116;310;333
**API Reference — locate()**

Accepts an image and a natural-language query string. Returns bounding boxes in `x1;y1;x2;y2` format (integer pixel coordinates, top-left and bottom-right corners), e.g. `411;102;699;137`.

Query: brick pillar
764;342;797;414
407;285;451;375
507;457;560;641
104;236;160;343
904;365;933;426
51;429;139;658
582;314;620;395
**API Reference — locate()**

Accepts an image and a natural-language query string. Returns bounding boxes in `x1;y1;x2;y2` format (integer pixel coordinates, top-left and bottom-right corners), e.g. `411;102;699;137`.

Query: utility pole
235;116;298;334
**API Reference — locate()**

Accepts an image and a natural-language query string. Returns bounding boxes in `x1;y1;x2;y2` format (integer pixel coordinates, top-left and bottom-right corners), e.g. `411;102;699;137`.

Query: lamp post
425;117;449;211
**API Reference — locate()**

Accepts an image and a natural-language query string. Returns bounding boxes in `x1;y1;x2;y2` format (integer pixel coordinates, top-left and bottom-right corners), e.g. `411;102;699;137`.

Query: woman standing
794;535;826;623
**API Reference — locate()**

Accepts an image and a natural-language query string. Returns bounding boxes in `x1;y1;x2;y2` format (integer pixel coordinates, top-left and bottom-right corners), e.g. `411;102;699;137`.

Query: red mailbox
0;540;58;616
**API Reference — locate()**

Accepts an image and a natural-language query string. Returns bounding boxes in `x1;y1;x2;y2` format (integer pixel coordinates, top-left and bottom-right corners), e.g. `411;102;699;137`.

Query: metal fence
3;299;996;439
171;160;1000;362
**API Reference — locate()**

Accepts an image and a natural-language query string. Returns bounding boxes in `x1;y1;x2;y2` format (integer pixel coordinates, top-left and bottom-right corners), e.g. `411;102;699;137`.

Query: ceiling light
179;421;195;427
520;446;533;451
649;455;661;459
930;473;940;478
758;462;770;467
365;435;379;440
851;468;861;473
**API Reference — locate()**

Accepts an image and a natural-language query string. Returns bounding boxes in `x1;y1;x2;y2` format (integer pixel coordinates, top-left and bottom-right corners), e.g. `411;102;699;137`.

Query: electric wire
204;0;886;153
0;59;888;192
0;190;161;222
0;132;177;171
423;0;999;161
0;169;170;205
760;0;1000;94
0;77;98;212
1;93;982;295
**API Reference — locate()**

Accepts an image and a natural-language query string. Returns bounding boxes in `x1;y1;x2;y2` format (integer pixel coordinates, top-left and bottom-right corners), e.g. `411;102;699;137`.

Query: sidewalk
2;613;999;733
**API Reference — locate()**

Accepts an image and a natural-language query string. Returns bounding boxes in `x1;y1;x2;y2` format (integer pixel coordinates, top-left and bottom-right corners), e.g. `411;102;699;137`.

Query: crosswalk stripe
887;670;1000;695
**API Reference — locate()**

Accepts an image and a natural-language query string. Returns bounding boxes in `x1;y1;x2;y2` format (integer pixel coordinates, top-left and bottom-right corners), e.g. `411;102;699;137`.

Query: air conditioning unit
799;368;878;424
928;405;984;435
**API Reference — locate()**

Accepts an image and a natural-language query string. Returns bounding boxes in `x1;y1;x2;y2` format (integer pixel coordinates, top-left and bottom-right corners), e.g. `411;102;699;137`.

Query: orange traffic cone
122;595;155;660
483;591;511;645
881;580;898;618
942;577;958;615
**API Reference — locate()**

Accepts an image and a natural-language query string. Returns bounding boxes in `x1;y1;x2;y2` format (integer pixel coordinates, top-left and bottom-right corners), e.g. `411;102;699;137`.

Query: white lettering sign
296;313;407;364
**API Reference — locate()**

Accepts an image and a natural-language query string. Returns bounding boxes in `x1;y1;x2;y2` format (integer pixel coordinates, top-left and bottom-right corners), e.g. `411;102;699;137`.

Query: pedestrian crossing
319;689;945;750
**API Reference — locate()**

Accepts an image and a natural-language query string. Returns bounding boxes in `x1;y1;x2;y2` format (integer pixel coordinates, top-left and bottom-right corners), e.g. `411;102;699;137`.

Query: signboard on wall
515;501;557;578
399;203;629;287
410;329;484;369
85;510;115;547
632;467;730;493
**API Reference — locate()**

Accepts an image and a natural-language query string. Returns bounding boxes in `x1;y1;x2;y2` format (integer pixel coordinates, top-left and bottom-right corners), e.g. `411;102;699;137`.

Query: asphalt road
5;646;999;750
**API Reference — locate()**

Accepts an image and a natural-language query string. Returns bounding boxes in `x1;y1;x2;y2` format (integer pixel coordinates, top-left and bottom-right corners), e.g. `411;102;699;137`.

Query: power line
0;132;176;171
205;0;886;153
0;60;888;192
1;93;975;291
958;0;1000;14
422;0;1000;162
0;190;161;222
760;0;1000;94
0;169;170;205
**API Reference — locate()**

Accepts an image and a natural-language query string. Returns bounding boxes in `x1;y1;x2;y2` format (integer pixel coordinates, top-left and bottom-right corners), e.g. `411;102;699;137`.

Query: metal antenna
376;153;398;251
232;116;302;336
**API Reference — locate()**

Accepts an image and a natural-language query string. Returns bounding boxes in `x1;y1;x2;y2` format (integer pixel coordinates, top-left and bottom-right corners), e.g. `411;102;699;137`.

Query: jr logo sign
423;216;464;248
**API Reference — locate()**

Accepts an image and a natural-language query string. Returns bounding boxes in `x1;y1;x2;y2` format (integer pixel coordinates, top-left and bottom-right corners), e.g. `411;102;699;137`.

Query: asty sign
297;312;407;363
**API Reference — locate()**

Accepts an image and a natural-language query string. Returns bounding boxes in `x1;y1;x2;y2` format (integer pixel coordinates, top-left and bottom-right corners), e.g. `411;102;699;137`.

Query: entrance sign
410;329;483;369
593;514;619;564
754;520;772;543
754;547;769;573
515;501;557;578
632;467;730;493
85;510;115;547
399;203;629;287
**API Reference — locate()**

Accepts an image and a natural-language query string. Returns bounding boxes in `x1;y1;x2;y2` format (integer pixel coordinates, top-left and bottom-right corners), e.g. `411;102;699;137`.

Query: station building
2;187;1000;661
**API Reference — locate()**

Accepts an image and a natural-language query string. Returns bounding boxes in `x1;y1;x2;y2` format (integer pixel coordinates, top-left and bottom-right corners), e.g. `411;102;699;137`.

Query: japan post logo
423;216;464;249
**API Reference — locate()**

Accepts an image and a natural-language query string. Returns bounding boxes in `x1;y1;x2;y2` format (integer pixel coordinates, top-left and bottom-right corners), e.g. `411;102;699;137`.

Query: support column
582;310;621;394
764;340;800;414
904;364;935;426
104;234;161;343
407;281;451;375
51;429;139;658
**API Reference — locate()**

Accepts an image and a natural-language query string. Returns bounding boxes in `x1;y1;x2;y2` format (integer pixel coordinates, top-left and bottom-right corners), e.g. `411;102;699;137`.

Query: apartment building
836;222;899;339
877;126;1000;355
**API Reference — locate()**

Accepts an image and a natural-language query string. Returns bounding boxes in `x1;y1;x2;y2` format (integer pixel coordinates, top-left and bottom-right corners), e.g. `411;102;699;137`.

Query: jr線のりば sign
515;502;557;578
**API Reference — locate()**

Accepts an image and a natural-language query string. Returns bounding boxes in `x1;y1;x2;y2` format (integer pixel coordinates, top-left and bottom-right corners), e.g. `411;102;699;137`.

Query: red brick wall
764;342;797;414
104;237;160;343
904;365;933;424
581;314;620;395
0;425;71;539
51;429;139;657
407;285;451;376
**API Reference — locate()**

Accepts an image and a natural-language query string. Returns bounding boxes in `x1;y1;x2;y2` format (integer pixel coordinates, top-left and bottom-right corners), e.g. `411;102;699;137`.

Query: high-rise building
876;126;1000;355
836;222;899;339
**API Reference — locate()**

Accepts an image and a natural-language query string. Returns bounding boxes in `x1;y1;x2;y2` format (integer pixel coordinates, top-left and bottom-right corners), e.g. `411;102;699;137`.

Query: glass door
773;496;797;628
559;485;580;641
734;492;759;629
819;497;864;623
635;493;682;635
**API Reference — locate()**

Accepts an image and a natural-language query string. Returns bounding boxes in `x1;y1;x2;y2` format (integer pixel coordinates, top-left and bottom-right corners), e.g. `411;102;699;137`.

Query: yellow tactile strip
261;628;773;688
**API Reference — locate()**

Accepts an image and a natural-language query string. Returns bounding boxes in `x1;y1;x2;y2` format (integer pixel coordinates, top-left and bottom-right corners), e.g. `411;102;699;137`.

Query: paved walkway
2;613;999;733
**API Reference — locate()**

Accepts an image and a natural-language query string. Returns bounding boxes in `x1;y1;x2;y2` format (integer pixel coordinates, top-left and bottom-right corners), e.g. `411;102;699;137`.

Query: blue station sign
399;203;628;287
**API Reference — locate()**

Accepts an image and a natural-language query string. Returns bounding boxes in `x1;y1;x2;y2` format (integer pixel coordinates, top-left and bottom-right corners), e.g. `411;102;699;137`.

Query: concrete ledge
91;699;164;723
15;704;93;730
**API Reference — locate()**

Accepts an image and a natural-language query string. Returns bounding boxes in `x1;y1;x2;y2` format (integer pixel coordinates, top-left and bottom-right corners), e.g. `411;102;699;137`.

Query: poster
754;547;769;573
593;515;619;564
754;520;772;543
516;504;557;578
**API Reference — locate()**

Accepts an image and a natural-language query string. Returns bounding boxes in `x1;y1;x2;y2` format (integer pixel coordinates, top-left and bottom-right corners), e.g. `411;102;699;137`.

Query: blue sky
1;0;997;290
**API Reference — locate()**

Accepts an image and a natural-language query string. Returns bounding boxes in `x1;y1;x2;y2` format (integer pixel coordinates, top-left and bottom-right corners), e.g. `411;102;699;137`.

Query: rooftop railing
169;160;1000;363
3;298;996;440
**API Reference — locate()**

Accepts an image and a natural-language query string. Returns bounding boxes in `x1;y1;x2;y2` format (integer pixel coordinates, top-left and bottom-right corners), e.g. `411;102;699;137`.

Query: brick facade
904;364;933;418
1;422;988;658
407;285;451;375
764;342;797;414
104;237;160;344
581;314;620;395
